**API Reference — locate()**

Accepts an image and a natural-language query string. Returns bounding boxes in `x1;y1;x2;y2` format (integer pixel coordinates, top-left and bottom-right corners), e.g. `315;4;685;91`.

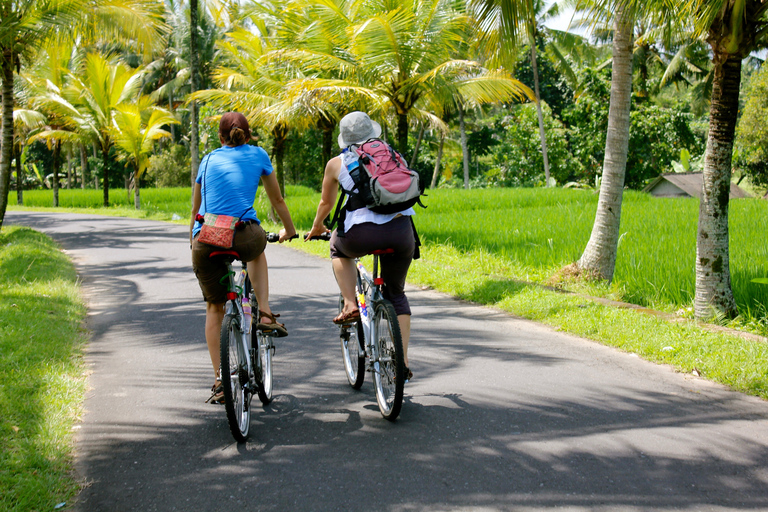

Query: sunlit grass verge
406;242;768;400
0;227;87;511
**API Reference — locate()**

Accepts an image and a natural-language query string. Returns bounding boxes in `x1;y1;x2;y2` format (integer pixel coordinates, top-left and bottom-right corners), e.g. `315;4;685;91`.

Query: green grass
9;185;768;401
402;240;768;399
11;186;767;324
0;227;88;511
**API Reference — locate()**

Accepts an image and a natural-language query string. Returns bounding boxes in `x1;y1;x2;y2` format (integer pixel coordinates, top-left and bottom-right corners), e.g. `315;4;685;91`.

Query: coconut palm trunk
189;0;200;189
694;54;740;319
80;143;89;189
0;54;15;230
530;38;551;186
576;7;634;282
134;168;141;210
66;145;73;188
430;134;445;189
15;143;23;205
459;105;469;189
101;141;110;207
272;123;288;197
411;122;424;164
52;140;61;207
397;112;408;156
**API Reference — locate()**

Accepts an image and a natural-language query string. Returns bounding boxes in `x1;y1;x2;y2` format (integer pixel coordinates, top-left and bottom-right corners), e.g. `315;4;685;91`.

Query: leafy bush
626;105;704;188
147;144;192;187
487;103;583;187
734;65;768;188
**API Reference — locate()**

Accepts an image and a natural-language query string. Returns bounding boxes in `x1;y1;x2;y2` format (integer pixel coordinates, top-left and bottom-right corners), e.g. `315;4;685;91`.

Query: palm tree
575;3;634;282
189;0;201;188
0;0;81;229
66;53;145;206
111;98;177;209
422;65;533;188
680;0;767;320
12;109;47;205
0;0;167;228
348;0;474;156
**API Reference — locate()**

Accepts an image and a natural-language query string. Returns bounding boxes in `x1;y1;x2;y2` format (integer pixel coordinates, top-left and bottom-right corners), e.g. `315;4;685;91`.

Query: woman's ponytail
229;127;248;146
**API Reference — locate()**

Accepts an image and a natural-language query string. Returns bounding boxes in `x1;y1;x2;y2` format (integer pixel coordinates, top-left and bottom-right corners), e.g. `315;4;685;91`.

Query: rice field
9;186;768;324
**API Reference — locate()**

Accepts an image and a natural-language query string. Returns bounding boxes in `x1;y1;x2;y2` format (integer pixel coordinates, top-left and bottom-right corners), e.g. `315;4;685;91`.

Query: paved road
7;211;768;511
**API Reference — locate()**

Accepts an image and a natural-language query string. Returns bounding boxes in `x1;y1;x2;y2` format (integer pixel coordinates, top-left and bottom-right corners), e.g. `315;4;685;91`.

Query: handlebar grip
304;232;332;241
266;232;299;243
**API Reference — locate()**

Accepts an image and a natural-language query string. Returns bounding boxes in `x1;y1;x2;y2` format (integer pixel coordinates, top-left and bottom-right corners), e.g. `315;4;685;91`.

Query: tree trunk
80;143;89;189
102;140;110;207
459;105;469;189
318;116;335;169
134;169;141;210
397;112;408;156
694;54;740;320
16;143;23;205
530;39;551;186
576;7;634;282
53;140;61;207
0;54;15;230
430;134;445;189
66;144;73;188
168;90;176;141
410;122;424;164
322;128;333;167
272;123;288;197
189;0;200;191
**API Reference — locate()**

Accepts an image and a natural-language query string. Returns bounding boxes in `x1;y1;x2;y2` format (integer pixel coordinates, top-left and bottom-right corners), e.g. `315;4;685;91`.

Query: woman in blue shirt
190;112;296;403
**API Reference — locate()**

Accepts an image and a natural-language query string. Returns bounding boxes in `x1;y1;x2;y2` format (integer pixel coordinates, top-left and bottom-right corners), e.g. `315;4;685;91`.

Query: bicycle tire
220;314;251;442
255;330;273;404
371;301;405;420
339;294;365;389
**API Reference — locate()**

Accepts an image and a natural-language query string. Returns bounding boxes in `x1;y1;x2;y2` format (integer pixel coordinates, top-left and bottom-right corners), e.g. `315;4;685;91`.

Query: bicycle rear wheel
371;301;404;420
220;314;251;442
255;331;273;404
339;294;365;389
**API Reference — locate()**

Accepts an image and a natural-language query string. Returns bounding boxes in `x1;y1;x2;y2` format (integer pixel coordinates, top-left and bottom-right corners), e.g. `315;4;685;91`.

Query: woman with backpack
306;111;418;380
190;111;296;403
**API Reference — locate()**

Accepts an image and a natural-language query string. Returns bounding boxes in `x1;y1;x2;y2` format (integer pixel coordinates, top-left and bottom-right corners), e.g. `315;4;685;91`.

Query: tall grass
0;227;87;511
10;186;768;326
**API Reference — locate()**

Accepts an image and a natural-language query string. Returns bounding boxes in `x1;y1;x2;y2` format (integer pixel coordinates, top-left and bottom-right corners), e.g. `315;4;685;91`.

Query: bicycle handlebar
266;232;299;243
304;232;332;241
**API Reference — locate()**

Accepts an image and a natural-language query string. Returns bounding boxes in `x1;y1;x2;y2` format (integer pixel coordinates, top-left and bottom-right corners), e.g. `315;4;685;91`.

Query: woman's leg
332;256;358;317
246;251;273;324
205;301;225;379
398;314;411;366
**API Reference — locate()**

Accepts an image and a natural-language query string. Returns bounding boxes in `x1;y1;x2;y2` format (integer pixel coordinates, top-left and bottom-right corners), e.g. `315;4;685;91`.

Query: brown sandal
256;310;288;337
333;309;360;325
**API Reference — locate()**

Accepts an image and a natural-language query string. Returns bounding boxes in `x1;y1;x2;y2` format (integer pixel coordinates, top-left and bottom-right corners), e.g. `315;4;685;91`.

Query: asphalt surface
7;211;768;512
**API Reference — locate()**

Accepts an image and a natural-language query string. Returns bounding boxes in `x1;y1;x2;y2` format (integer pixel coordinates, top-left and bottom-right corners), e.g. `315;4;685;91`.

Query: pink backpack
346;139;423;214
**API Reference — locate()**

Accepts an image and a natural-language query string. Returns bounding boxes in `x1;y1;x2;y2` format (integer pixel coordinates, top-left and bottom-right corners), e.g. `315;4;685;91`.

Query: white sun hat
337;111;382;148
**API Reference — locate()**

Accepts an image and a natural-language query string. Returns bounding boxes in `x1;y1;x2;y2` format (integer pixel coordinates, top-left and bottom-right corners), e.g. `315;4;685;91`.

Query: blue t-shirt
193;144;273;237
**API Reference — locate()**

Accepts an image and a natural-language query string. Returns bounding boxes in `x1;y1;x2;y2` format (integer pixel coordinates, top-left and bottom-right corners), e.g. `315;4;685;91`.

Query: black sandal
256;310;288;337
205;379;224;404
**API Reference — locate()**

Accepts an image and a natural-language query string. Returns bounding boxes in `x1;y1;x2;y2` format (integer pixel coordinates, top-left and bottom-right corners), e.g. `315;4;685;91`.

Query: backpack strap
327;186;348;236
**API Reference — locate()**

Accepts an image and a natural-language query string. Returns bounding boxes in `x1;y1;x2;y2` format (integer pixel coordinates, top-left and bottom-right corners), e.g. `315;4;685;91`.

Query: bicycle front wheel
371;301;405;420
339;294;365;389
220;314;251;442
255;331;273;404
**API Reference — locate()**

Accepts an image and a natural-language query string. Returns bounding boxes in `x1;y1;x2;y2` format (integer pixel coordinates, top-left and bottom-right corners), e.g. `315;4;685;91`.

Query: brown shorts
192;222;267;303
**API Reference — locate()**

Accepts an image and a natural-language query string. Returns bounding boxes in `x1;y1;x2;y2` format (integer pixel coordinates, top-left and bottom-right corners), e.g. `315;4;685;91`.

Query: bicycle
212;232;296;442
308;232;406;421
